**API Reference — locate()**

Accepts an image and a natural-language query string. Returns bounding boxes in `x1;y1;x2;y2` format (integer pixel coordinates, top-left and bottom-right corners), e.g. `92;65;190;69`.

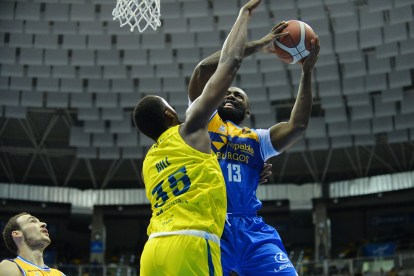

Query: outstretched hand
302;35;320;73
242;0;262;19
259;22;289;54
259;163;273;184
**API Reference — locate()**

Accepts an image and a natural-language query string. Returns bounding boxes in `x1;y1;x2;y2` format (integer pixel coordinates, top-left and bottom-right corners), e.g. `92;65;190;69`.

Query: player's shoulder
0;259;22;276
239;125;262;139
250;127;267;136
208;110;220;123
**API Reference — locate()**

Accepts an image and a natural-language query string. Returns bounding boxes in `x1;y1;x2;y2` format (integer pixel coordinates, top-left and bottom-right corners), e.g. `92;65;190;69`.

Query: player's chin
43;236;52;243
218;108;244;122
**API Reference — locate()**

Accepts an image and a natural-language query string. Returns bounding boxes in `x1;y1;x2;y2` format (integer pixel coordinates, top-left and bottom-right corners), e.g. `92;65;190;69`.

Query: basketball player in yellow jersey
0;212;66;276
133;1;263;275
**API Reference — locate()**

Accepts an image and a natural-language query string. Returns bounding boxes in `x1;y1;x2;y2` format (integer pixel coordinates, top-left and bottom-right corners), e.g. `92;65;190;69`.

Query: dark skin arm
239;40;320;182
188;23;289;102
269;36;320;152
179;0;263;154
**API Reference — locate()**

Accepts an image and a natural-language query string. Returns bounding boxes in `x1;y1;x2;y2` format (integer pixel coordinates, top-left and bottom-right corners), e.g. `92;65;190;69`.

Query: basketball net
112;0;161;33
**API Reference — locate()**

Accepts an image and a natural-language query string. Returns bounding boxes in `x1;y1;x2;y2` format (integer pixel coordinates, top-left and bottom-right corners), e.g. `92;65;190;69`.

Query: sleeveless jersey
8;256;65;276
208;111;271;212
142;125;227;238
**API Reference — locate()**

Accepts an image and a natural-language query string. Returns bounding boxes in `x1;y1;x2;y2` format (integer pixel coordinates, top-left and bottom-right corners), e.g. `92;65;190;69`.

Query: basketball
273;20;315;64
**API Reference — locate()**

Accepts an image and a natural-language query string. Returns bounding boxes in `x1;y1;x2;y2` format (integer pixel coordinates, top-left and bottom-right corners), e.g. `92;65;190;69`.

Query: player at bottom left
0;212;66;276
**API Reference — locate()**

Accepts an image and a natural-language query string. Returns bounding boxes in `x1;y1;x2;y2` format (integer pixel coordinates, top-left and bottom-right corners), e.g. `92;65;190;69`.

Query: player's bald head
228;87;250;109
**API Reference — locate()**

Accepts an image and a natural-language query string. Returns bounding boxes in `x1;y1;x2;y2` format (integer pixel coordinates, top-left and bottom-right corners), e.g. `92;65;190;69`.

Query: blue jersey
207;111;279;212
191;103;294;276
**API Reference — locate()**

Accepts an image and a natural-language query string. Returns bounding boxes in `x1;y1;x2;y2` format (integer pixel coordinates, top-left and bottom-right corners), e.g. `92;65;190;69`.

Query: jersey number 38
151;166;191;208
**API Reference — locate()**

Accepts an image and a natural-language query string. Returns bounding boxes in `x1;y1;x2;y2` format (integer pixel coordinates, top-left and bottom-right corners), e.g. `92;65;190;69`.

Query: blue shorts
220;212;297;276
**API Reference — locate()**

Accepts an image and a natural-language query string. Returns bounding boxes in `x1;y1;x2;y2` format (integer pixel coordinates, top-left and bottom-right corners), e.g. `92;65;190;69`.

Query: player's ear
165;110;174;119
12;230;23;239
245;110;250;119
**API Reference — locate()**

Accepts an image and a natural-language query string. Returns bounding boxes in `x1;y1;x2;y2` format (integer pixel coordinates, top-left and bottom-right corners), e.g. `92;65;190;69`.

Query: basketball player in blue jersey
0;212;66;276
135;1;275;275
188;26;320;275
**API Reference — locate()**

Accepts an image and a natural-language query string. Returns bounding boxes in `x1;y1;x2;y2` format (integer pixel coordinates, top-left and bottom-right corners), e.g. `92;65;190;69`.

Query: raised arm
183;0;262;132
188;23;289;102
269;36;320;153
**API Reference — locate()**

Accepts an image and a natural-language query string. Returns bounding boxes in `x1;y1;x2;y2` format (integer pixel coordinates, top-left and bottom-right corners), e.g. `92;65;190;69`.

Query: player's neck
230;120;244;127
18;247;45;267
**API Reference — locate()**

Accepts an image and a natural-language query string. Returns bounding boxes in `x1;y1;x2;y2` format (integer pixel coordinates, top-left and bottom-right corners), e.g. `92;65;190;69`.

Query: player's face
218;87;249;123
16;214;51;250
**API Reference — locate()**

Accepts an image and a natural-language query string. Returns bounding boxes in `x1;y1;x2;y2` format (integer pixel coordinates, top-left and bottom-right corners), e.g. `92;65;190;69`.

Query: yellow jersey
142;125;227;238
8;256;65;276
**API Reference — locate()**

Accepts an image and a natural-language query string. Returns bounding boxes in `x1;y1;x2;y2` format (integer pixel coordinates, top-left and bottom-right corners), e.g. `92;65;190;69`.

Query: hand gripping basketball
302;36;320;73
259;22;290;55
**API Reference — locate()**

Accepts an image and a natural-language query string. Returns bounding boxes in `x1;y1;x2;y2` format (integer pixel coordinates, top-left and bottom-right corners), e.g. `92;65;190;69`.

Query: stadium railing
55;264;137;276
293;253;414;276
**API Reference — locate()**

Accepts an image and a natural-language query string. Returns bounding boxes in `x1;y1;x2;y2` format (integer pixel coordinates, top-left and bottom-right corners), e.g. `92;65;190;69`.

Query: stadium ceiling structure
0;0;414;190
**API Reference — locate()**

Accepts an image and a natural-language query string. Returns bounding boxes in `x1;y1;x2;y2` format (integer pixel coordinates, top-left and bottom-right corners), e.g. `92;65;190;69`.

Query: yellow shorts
140;234;222;276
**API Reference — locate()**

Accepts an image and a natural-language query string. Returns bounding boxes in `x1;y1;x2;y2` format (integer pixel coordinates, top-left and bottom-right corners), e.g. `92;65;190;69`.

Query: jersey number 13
227;164;241;182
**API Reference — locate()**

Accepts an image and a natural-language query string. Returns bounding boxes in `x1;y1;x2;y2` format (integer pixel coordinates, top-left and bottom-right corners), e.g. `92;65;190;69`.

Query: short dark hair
3;212;29;255
133;96;167;140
